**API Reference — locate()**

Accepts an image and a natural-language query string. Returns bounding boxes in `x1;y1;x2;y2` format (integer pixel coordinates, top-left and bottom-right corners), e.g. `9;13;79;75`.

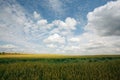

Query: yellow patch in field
0;54;69;58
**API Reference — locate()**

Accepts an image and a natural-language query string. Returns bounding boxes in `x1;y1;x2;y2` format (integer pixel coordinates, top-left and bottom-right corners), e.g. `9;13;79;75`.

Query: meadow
0;54;120;80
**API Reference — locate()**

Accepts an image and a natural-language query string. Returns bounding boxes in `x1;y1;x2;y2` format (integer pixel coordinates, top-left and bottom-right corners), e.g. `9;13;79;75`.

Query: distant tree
0;52;5;55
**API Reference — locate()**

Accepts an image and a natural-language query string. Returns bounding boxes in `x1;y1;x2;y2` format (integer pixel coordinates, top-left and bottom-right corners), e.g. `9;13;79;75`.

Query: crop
0;54;120;80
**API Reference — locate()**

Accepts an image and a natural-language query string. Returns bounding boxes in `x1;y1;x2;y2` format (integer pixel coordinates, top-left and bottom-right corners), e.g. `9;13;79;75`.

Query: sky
0;0;120;55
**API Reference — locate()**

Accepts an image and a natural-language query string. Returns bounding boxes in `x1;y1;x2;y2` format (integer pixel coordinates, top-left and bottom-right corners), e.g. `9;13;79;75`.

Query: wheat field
0;54;120;80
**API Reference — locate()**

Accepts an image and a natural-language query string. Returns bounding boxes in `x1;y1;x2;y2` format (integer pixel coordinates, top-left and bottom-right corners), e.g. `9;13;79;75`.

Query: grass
0;54;120;80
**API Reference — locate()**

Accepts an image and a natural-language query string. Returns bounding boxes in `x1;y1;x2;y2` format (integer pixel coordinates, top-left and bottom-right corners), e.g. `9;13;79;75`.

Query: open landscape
0;53;120;80
0;0;120;80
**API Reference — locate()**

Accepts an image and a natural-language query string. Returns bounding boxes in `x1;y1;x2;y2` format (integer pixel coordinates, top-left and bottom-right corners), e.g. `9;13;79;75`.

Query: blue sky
17;0;111;21
0;0;120;55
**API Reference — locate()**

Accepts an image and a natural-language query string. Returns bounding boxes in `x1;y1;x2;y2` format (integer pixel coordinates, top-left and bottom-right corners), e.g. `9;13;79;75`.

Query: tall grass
0;55;120;80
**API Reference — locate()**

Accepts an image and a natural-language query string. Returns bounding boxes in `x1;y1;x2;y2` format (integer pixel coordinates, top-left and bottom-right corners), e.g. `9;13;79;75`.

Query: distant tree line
0;52;6;55
0;52;21;55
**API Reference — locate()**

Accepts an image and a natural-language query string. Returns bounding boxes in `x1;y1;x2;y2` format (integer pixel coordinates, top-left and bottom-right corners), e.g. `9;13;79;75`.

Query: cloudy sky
0;0;120;55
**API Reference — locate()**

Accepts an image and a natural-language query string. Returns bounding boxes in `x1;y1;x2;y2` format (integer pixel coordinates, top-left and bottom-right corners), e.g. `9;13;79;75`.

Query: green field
0;54;120;80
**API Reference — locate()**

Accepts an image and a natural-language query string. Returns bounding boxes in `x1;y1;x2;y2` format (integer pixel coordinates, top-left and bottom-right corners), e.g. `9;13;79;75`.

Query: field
0;54;120;80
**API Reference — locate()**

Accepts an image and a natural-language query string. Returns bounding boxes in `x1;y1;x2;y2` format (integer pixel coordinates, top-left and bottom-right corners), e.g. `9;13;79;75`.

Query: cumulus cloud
43;34;65;44
69;37;81;42
33;11;41;19
0;0;78;53
65;17;77;30
64;46;80;51
52;17;77;30
85;0;120;36
0;0;45;53
37;19;48;26
0;0;120;55
46;44;57;48
75;0;120;54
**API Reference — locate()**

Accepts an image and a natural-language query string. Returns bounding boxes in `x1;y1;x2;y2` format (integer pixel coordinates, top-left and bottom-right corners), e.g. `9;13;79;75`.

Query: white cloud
65;46;80;51
0;44;17;49
85;0;120;36
0;0;45;53
33;11;41;19
65;17;77;30
69;37;80;42
52;17;77;30
0;0;75;54
0;0;28;44
43;34;65;44
47;0;65;15
62;31;120;55
37;19;48;26
50;28;60;34
47;44;57;48
0;0;120;55
0;44;19;52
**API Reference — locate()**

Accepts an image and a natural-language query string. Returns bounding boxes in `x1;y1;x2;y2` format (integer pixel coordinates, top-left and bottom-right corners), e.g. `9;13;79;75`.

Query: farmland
0;54;120;80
